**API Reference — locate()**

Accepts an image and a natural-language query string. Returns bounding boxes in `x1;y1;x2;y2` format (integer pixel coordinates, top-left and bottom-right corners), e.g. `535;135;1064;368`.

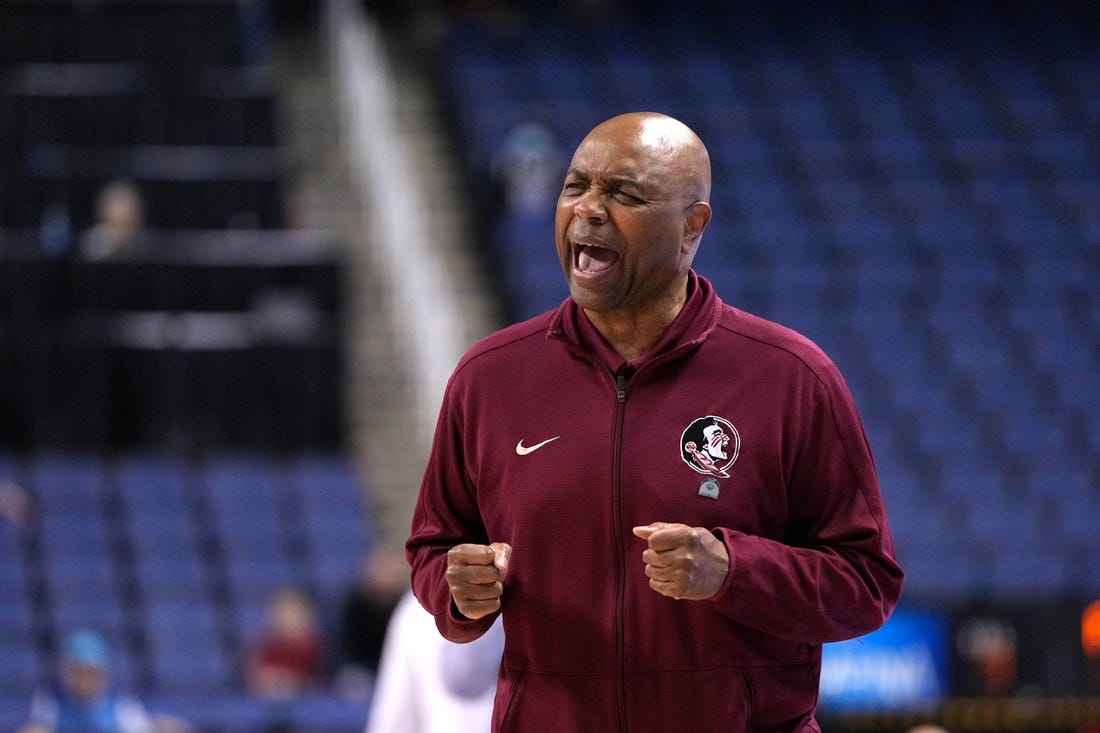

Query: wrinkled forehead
568;135;667;185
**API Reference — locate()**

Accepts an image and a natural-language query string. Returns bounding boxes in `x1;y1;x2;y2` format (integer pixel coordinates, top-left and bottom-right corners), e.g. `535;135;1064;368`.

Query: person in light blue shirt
21;630;155;733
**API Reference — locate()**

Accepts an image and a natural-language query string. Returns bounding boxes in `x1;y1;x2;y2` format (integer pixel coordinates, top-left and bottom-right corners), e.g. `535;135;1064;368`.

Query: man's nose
573;189;607;222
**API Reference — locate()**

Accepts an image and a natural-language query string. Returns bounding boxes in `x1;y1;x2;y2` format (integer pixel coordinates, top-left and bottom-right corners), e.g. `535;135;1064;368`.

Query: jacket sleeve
406;378;499;643
709;358;904;643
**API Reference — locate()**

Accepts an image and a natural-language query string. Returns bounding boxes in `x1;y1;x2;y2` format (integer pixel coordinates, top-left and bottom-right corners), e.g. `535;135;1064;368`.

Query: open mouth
573;242;619;275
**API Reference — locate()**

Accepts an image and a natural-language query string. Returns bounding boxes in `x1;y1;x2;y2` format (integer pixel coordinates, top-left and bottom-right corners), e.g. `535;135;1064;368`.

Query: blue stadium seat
26;453;103;502
0;530;35;651
283;696;372;733
146;695;277;733
133;548;209;602
886;493;960;553
0;520;28;583
1057;492;1100;551
1077;548;1100;596
288;456;370;530
201;456;288;552
223;556;299;607
49;581;127;633
26;453;99;485
151;648;236;698
0;641;40;701
896;538;987;603
997;411;1071;456
116;453;190;505
38;510;112;554
986;543;1075;600
964;494;1046;547
1024;454;1095;504
0;698;32;733
866;135;936;175
287;455;372;596
128;506;194;550
145;600;233;696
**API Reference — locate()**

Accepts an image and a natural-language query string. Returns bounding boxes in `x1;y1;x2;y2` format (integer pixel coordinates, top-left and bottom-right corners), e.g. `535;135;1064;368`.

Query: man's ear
682;200;712;252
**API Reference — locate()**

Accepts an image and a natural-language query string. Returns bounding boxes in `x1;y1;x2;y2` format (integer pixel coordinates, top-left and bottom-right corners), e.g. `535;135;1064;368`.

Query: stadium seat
133;548;209;603
283;697;372;733
287;455;372;595
0;642;40;702
0;528;35;656
987;543;1076;600
145;599;233;696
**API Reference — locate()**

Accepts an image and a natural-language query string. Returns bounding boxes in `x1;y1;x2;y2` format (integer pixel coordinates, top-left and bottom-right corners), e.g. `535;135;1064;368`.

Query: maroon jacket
408;272;903;732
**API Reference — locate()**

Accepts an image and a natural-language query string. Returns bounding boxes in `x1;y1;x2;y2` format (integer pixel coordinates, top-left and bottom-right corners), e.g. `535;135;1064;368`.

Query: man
407;112;904;732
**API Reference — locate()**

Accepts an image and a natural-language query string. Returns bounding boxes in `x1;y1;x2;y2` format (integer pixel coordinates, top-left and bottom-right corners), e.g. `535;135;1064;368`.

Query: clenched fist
633;522;729;601
446;542;512;619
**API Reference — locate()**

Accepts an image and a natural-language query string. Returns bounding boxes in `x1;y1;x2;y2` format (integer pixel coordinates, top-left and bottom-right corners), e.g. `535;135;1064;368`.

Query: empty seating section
438;1;1100;603
0;0;285;232
0;451;373;709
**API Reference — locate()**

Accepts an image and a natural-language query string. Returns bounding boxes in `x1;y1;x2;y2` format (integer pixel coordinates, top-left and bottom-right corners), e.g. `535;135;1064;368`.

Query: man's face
555;124;696;316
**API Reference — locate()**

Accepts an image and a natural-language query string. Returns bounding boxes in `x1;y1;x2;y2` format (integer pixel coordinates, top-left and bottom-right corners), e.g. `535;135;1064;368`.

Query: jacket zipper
611;368;629;732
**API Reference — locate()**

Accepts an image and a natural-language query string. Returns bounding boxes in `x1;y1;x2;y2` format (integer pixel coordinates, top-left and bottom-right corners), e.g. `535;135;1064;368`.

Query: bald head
580;112;711;206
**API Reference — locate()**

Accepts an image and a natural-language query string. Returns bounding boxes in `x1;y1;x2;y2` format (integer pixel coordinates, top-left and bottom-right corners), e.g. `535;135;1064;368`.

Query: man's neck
584;297;686;363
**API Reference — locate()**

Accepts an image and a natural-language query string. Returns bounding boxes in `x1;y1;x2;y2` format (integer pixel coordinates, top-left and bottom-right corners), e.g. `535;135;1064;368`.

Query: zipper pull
616;373;627;403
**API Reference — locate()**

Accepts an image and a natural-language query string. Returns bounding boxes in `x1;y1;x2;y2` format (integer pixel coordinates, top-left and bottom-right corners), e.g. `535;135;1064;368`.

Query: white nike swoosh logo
515;436;560;456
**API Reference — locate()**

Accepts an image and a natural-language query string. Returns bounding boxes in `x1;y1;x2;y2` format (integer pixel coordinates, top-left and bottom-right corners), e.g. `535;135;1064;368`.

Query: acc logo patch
680;415;740;479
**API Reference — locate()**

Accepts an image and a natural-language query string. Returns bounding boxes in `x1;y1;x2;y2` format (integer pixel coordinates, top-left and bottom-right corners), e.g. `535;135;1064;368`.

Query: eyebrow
564;169;644;190
606;176;644;189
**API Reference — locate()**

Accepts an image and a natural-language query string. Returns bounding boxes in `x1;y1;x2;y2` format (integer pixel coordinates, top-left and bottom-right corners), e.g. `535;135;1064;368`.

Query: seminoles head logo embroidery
680;416;740;478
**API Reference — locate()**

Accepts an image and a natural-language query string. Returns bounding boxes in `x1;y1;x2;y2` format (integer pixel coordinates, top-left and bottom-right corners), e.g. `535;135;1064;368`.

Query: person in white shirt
366;591;503;733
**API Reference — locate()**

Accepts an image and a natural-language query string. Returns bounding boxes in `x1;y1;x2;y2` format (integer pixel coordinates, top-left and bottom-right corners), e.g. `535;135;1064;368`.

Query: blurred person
956;617;1019;695
333;548;406;698
21;629;187;733
407;113;903;731
0;478;34;528
492;120;563;216
79;178;146;261
246;587;327;698
366;590;503;733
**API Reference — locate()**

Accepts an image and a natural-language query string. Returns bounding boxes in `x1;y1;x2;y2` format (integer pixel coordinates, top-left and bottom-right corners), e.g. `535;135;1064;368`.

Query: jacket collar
548;270;722;372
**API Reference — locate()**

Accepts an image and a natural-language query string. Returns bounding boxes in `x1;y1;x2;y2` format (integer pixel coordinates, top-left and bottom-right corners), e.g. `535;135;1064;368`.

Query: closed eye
612;189;646;205
561;181;587;196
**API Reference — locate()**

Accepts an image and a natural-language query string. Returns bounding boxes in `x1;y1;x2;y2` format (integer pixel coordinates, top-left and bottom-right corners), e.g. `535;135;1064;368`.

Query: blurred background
0;0;1098;731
